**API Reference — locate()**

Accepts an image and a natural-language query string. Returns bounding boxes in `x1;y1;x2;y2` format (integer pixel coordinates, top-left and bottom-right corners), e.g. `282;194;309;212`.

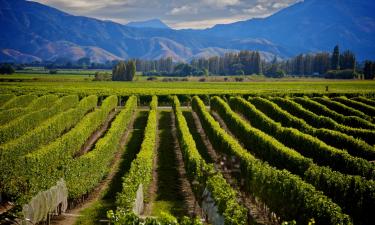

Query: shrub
325;70;360;79
94;71;111;81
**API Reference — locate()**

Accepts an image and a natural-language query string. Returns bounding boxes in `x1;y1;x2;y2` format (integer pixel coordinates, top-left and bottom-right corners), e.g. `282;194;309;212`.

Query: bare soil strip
193;109;279;225
51;110;137;225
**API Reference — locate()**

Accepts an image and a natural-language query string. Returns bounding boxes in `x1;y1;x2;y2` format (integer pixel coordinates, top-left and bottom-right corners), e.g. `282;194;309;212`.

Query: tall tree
254;51;262;74
331;45;340;70
363;61;374;80
126;60;136;81
0;64;15;74
112;61;127;81
340;50;356;70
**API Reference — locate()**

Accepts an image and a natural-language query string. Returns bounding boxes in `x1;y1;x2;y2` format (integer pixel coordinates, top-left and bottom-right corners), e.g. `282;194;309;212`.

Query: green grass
151;110;185;217
75;201;111;225
16;69;111;75
1;73;92;82
74;110;148;225
151;201;181;217
0;72;374;96
1;78;374;96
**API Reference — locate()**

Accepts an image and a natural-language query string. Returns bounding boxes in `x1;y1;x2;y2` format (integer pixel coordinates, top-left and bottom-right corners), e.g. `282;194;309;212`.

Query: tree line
134;46;371;79
136;51;262;76
1;45;375;80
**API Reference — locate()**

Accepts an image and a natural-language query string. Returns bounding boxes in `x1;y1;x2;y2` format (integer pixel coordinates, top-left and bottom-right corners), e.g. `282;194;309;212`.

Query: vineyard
0;91;374;225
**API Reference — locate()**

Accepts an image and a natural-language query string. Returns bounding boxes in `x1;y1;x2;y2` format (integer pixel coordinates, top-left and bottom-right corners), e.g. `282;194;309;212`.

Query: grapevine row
0;94;15;107
0;95;73;144
312;97;372;121
248;97;375;161
351;96;375;107
116;96;158;212
66;96;137;199
13;95;118;204
212;96;374;225
333;96;375;117
0;95;37;110
271;97;375;145
192;96;350;225
293;97;375;129
233;96;375;178
173;96;247;224
0;95;93;197
0;94;60;125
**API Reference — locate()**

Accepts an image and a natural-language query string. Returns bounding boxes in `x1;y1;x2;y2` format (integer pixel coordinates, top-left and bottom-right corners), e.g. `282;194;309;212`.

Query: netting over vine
22;179;68;225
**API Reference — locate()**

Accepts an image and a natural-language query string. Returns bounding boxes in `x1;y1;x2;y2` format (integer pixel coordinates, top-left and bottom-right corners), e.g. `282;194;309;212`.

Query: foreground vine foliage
0;92;374;224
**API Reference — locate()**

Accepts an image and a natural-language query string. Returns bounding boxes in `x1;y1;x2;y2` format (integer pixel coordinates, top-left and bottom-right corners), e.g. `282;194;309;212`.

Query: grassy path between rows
150;110;186;217
70;110;148;225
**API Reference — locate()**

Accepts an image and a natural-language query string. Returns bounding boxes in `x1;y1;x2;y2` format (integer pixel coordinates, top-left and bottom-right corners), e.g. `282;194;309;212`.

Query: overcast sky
32;0;301;29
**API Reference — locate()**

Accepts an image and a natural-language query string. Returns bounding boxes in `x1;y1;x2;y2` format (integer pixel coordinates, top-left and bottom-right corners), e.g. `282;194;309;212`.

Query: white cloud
272;2;289;9
202;0;240;8
168;5;197;16
31;0;301;28
31;0;130;12
170;15;251;29
243;4;268;14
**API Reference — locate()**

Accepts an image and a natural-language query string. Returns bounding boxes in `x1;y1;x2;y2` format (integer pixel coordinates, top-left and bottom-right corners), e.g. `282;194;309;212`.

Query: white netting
133;184;144;215
202;187;224;225
22;178;68;225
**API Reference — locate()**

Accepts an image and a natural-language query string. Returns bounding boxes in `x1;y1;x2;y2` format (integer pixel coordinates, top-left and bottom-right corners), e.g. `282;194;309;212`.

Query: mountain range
0;0;374;63
126;19;171;30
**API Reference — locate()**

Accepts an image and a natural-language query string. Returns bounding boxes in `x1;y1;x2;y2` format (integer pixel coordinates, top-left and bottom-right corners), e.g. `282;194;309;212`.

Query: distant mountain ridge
0;0;374;63
205;0;375;60
126;19;171;29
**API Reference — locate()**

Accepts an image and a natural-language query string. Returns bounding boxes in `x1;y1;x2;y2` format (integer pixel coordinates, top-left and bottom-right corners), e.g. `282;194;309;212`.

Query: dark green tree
254;51;262;74
340;50;356;70
0;64;15;74
77;57;91;68
363;61;374;80
295;54;305;75
126;60;136;81
331;45;340;70
265;56;279;77
112;61;127;81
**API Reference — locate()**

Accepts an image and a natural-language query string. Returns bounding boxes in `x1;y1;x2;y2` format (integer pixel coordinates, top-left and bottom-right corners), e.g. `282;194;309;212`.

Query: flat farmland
0;79;374;225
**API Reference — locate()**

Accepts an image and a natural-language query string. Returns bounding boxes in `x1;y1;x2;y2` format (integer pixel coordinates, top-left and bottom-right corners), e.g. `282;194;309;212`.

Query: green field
1;73;375;96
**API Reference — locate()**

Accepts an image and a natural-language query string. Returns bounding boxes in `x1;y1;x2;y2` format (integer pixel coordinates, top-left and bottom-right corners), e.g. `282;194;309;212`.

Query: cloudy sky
32;0;301;29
